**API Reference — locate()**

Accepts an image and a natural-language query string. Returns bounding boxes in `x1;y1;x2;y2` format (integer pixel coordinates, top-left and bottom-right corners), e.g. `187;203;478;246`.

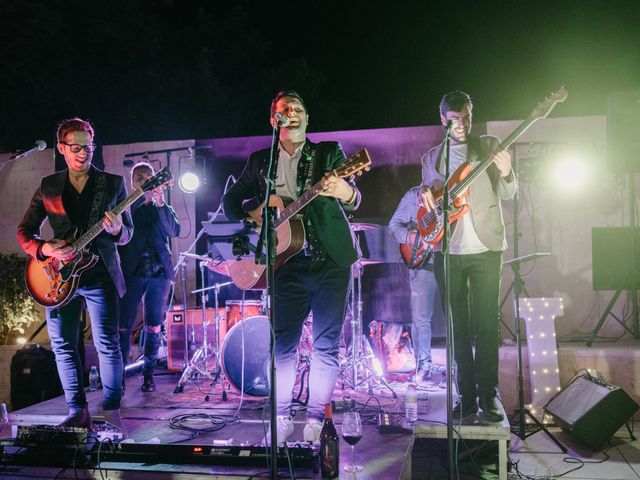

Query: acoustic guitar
227;149;372;290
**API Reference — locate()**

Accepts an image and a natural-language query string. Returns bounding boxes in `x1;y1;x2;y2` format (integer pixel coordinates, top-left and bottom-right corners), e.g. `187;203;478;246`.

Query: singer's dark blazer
17;166;133;297
222;139;360;267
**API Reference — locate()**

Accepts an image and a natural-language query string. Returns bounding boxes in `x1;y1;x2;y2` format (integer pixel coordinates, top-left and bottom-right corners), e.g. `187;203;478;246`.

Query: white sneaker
303;419;323;445
263;416;294;446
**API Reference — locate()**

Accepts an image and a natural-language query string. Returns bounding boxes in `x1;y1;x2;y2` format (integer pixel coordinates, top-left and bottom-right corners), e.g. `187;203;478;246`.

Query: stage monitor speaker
165;308;225;372
544;374;639;450
607;90;640;173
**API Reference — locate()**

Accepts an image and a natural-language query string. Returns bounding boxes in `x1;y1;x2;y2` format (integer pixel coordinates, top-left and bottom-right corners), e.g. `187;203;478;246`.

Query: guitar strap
297;141;317;197
88;171;107;237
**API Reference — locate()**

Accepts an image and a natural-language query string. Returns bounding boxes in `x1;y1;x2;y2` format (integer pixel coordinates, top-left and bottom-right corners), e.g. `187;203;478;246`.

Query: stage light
16;337;27;345
548;145;592;191
178;171;200;193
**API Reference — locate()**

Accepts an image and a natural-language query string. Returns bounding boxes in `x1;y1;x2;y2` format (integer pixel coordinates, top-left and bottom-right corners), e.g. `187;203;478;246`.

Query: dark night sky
1;0;638;149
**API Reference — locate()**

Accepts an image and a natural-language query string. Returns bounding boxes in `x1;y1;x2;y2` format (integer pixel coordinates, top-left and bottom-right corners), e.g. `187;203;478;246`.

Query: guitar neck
275;178;325;227
450;110;539;198
71;188;144;251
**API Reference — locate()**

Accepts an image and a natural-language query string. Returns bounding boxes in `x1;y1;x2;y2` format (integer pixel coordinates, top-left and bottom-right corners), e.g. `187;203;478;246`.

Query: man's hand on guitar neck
492;149;512;177
41;239;76;261
318;172;355;204
103;211;123;236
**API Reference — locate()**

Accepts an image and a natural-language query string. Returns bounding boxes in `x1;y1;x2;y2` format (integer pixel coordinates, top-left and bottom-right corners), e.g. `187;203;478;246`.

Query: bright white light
551;155;589;190
179;171;200;193
16;337;27;345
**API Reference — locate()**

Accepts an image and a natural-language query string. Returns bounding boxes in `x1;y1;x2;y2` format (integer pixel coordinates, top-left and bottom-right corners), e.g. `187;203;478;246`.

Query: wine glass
341;411;363;472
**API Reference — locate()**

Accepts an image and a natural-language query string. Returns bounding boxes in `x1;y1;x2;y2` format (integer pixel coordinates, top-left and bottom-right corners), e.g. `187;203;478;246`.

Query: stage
2;342;640;479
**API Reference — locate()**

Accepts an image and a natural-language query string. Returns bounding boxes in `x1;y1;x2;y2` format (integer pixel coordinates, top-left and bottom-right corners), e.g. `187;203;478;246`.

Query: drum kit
168;221;393;400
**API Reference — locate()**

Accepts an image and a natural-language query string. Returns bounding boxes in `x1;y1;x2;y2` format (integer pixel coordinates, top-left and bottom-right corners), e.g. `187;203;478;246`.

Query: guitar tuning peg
365;166;371;172
357;171;363;176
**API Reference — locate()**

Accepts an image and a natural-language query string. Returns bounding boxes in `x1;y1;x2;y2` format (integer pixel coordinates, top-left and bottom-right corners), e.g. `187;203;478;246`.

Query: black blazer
222;140;359;267
118;197;181;281
17;166;134;298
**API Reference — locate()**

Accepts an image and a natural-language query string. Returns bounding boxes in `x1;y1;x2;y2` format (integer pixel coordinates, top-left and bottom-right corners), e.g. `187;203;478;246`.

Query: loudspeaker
607;90;640;173
545;374;639;450
592;227;640;291
165;308;225;371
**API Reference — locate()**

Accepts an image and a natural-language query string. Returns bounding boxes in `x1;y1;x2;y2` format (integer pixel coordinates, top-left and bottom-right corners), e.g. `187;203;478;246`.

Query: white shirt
447;143;489;255
275;143;304;200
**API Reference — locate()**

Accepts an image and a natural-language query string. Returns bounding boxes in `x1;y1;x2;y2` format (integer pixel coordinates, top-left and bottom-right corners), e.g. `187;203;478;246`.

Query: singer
222;90;360;445
419;91;516;422
17;117;133;432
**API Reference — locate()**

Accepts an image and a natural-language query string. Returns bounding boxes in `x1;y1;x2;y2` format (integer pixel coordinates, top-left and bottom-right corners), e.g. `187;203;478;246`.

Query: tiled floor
507;423;640;480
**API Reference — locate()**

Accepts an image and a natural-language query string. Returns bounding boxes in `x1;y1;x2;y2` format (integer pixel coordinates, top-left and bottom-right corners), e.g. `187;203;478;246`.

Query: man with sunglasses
18;117;133;433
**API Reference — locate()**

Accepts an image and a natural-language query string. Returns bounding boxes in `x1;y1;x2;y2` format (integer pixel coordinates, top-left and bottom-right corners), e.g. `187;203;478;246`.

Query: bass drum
221;315;270;397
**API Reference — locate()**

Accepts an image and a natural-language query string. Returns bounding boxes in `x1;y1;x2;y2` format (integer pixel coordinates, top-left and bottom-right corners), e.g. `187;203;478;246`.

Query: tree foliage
0;254;40;345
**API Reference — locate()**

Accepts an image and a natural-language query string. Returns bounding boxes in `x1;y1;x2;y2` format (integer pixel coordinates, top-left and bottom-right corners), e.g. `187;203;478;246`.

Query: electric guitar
226;149;372;290
417;87;568;245
399;229;432;268
25;167;173;308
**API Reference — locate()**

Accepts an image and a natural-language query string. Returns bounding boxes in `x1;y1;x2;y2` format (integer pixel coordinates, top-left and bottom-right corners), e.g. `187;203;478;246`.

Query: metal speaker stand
508;146;566;452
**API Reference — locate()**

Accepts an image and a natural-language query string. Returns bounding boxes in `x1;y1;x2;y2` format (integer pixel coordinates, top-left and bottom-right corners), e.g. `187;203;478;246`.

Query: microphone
9;140;47;161
273;112;291;128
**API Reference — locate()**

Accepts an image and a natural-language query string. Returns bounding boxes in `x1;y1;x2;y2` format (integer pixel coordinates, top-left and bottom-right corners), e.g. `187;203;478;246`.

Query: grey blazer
420;135;517;252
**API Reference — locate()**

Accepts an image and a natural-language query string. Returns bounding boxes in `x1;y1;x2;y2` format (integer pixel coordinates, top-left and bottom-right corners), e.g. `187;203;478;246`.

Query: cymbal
180;252;211;262
354;258;384;266
350;222;381;232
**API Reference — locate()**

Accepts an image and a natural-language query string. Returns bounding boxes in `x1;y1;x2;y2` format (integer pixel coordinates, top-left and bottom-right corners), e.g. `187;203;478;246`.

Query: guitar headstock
531;87;568;120
336;149;372;181
141;166;173;192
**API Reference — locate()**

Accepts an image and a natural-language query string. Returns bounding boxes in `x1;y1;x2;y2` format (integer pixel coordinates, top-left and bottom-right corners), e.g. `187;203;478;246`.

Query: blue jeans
434;251;502;400
47;280;122;411
409;266;438;371
119;275;171;373
273;253;351;421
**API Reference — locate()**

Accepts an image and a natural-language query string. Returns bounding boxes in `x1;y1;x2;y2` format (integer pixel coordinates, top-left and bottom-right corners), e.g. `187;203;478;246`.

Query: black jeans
434;250;502;400
273;252;351;420
119;274;172;373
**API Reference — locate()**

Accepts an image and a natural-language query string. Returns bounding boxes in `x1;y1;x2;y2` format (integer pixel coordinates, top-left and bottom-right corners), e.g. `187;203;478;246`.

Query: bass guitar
399;229;432;268
417;87;568;245
227;149;372;290
25;167;173;308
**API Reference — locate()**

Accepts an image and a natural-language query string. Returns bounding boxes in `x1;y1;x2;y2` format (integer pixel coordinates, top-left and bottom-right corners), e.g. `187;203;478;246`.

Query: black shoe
452;399;478;418
141;372;156;392
60;406;92;429
479;394;504;422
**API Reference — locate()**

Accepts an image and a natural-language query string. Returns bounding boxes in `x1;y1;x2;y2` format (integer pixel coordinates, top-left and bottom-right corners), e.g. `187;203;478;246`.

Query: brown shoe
59;406;92;430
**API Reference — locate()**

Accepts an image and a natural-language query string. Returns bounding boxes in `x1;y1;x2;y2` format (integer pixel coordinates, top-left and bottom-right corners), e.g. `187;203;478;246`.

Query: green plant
0;253;40;345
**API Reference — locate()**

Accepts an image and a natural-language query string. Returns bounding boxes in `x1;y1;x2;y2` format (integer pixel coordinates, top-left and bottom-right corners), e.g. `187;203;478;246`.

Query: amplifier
165;308;225;371
545;374;639;450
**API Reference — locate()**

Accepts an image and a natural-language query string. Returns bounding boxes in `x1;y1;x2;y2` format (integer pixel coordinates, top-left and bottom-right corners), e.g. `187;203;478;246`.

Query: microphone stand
441;121;456;480
254;119;282;480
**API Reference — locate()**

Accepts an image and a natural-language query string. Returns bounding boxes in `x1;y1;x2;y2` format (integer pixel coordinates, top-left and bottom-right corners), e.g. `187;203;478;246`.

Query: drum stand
173;260;232;400
341;261;397;398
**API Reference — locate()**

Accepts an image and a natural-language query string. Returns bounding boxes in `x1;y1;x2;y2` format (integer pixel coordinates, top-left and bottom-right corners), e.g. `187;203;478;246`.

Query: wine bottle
320;403;339;478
